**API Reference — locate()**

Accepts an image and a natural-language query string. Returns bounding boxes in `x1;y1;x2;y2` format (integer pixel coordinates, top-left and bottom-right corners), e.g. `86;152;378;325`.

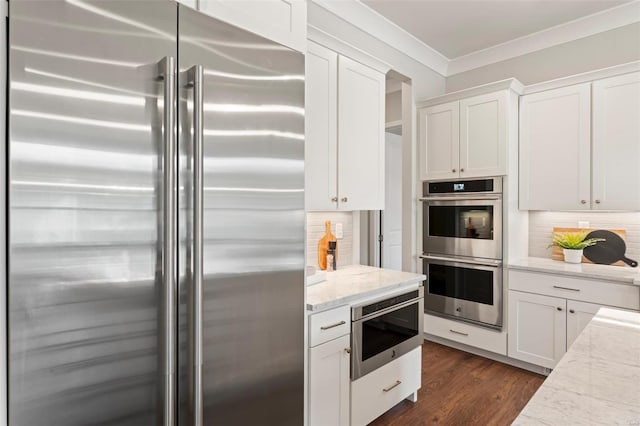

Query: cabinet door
566;300;604;350
419;101;459;181
309;334;350;426
459;91;507;178
508;291;566;369
519;84;591;210
592;72;640;210
337;55;385;210
197;0;306;52
305;41;338;211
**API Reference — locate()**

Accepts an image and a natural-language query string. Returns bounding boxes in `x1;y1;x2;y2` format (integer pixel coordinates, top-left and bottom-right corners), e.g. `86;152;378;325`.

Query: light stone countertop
509;257;640;286
306;265;425;312
514;307;640;425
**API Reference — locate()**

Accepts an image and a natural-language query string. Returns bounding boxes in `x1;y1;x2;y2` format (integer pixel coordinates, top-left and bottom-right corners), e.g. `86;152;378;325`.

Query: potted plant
550;231;605;264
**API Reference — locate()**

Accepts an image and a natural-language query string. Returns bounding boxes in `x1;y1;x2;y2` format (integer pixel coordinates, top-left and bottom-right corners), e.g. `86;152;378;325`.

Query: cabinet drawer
351;346;421;426
424;313;507;355
309;305;350;347
508;270;640;310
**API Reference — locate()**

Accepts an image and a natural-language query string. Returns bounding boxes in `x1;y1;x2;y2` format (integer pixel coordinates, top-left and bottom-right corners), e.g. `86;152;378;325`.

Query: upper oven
421;177;502;260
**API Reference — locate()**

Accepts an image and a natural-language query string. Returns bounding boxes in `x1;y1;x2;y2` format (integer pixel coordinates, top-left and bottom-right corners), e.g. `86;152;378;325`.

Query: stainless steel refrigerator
6;1;304;425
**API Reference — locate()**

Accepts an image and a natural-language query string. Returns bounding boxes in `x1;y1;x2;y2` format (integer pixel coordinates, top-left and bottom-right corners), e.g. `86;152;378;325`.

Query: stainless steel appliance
421;178;502;260
6;2;304;425
420;255;503;328
421;178;503;329
351;288;423;380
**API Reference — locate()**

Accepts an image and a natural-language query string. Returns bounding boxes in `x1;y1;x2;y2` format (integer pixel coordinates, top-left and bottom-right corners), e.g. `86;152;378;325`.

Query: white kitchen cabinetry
308;306;350;426
197;0;306;52
592;72;640;210
520;72;640;211
419;90;508;181
424;313;507;356
519;83;591;211
351;347;421;426
305;43;385;211
507;270;640;368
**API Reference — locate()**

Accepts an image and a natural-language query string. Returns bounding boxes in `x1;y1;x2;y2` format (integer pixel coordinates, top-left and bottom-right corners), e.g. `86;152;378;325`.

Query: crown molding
417;78;524;108
447;1;640;76
309;0;449;76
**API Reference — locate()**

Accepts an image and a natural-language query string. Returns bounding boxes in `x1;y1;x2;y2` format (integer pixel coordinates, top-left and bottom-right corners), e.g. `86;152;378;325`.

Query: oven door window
428;263;494;305
361;303;419;362
428;205;494;240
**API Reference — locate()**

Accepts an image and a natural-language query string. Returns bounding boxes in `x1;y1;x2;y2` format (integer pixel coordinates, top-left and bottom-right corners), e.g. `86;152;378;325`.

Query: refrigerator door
177;6;305;425
8;1;177;425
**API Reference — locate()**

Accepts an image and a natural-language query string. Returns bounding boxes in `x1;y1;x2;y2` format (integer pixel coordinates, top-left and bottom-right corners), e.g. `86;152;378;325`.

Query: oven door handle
352;295;423;323
420;254;502;268
419;195;502;202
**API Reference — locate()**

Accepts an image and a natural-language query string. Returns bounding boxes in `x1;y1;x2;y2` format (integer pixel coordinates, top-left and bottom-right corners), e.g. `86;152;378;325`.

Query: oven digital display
453;183;464;191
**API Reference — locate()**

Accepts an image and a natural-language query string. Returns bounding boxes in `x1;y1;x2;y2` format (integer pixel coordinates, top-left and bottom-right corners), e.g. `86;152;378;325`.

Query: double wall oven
420;178;503;329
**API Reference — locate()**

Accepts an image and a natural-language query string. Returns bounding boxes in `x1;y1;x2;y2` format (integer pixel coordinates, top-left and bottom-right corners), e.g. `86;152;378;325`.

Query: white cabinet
508;291;567;369
520;72;640;211
424;313;507;356
197;0;306;52
305;42;385;211
519;83;591;210
309;334;350;426
507;269;640;368
592;72;640;210
308;306;350;426
419;91;507;181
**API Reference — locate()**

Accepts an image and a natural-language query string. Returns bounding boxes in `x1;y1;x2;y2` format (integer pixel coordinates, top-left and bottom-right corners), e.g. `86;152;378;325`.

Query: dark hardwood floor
370;341;545;426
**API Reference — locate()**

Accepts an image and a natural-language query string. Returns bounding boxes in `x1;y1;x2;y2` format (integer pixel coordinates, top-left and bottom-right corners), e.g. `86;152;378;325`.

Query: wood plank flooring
370;341;545;426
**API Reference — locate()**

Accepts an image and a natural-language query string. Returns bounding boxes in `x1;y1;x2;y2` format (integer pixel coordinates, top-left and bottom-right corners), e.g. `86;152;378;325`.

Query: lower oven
351;287;424;380
421;254;503;329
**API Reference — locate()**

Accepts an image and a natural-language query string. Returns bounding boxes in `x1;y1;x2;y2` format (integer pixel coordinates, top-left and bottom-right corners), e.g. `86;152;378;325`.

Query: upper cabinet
520;72;640;211
419;90;509;181
305;42;385;211
197;0;307;52
592;72;640;210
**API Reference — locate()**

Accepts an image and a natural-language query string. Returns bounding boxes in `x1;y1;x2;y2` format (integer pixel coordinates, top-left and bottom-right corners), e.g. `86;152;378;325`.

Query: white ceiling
361;0;633;59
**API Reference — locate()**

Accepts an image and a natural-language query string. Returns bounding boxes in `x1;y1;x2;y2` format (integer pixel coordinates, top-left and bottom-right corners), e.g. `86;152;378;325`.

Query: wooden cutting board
551;227;627;266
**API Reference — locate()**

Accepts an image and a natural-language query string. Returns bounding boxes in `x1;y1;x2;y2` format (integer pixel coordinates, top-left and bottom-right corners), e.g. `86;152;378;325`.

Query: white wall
446;23;640;92
528;211;640;261
385;90;402;124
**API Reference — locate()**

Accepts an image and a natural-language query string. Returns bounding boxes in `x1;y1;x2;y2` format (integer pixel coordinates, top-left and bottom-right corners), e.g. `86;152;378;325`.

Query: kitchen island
514;307;640;424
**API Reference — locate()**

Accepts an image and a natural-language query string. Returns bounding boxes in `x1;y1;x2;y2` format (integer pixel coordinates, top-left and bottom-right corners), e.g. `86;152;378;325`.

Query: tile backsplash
529;211;640;260
306;212;353;270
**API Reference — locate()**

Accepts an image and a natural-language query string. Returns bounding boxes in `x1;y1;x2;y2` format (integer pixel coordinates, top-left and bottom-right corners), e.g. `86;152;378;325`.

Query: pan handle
621;256;638;268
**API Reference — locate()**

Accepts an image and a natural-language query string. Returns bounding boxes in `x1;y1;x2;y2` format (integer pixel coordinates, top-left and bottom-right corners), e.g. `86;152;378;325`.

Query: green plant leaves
549;231;606;250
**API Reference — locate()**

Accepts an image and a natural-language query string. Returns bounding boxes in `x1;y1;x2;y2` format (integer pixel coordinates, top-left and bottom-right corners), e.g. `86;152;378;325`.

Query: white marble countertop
306;265;425;312
514;307;640;425
509;257;640;286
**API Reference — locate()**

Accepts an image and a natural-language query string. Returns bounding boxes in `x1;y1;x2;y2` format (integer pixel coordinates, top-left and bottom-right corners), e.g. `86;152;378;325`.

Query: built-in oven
351;287;424;380
421;178;502;260
421;254;502;329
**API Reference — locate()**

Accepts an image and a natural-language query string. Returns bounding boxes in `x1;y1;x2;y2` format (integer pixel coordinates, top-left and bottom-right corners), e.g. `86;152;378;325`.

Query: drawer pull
449;329;469;337
344;347;351;354
383;380;402;392
569;309;575;314
553;285;580;292
320;320;346;330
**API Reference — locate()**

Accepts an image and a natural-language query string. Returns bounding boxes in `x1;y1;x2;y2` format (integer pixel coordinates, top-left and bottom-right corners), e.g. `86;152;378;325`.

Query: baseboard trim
424;333;551;376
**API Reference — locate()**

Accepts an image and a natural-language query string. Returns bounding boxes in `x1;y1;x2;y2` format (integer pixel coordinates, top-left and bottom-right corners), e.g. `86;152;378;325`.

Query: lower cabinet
508;290;632;368
424;313;507;355
350;347;421;426
309;334;350;426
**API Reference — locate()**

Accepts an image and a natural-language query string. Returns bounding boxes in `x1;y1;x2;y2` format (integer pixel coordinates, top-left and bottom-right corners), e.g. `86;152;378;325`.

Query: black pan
583;230;638;267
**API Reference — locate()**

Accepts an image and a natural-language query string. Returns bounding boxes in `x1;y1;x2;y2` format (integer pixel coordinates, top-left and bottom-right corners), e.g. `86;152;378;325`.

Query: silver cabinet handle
344;347;351;354
452;168;456;173
595;200;601;204
383;380;402;392
186;64;204;426
157;56;176;426
553;285;580;292
320;320;346;330
331;196;338;202
341;197;348;203
460;168;465;172
449;329;468;336
569;309;575;314
580;200;587;204
557;307;563;311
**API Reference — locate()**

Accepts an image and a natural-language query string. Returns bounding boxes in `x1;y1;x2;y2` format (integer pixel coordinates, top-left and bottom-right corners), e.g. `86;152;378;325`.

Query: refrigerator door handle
158;56;177;426
186;64;204;426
